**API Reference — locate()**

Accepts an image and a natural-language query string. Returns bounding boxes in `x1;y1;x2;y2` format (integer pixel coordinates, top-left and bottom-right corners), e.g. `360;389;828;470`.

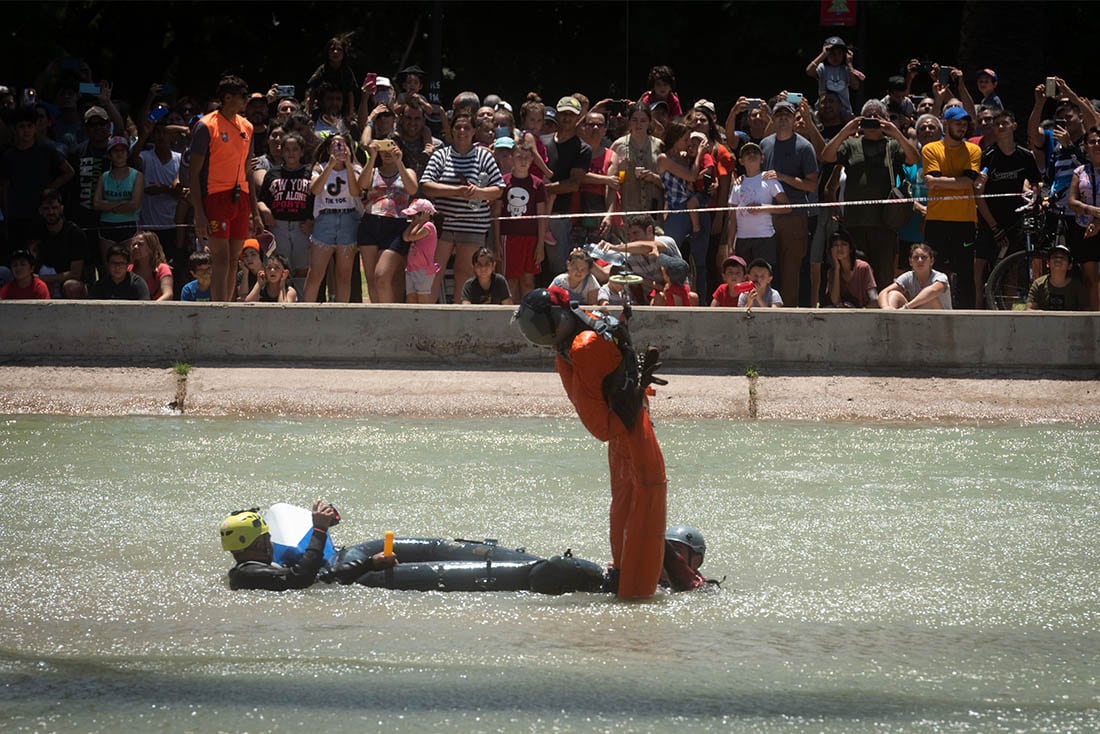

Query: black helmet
514;288;570;348
665;525;706;560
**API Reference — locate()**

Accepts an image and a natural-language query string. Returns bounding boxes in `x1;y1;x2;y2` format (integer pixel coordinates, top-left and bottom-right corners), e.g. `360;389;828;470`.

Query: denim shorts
311;209;359;246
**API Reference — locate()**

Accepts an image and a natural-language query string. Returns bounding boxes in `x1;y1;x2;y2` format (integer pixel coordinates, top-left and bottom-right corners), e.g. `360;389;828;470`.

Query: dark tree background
3;1;1095;121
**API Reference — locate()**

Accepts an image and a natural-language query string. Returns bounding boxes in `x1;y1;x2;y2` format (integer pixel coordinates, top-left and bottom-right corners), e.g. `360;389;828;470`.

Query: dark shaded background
3;1;1095;121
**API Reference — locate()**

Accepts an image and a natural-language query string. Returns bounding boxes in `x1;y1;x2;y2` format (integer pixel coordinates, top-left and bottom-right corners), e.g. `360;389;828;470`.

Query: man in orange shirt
921;106;984;308
189;75;262;301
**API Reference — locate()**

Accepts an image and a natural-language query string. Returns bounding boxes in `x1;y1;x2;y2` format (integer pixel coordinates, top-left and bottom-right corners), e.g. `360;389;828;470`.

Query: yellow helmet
219;509;269;551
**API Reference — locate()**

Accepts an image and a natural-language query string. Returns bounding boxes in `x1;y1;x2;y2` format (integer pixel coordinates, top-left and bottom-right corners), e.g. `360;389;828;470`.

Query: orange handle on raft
383;531;394;556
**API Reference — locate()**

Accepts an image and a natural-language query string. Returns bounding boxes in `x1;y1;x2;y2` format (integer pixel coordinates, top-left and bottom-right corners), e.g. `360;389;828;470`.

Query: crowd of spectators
1;37;1097;312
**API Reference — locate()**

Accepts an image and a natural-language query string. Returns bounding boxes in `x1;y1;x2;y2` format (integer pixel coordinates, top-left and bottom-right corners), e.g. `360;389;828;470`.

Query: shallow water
0;415;1097;732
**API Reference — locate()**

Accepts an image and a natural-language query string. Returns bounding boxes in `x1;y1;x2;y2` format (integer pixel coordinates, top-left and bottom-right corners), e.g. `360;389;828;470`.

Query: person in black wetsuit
219;500;396;591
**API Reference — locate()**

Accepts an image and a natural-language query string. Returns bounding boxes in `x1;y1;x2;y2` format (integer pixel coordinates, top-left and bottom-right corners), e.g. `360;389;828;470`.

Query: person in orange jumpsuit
514;286;667;598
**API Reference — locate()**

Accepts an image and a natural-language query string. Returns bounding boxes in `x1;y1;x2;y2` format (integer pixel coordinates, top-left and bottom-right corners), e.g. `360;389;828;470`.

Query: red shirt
0;277;51;300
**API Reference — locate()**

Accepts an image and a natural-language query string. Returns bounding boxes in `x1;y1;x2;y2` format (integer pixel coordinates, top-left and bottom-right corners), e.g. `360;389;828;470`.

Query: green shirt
836;136;906;228
1027;274;1089;311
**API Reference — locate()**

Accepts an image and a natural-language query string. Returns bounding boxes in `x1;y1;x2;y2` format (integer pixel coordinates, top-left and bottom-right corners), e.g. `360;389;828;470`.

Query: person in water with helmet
513;286;669;599
662;524;713;591
219;500;395;591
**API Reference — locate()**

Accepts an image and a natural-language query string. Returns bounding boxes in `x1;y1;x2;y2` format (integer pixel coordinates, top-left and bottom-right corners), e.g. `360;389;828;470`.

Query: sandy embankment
1;366;1098;424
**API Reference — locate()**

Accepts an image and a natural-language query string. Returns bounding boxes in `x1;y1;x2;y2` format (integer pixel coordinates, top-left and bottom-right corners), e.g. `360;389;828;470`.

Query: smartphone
938;67;952;86
919;60;933;74
734;281;755;294
364;72;377;88
275;84;295;98
78;82;101;95
786;92;803;106
859;117;881;129
22;88;37;106
745;98;762;109
374;138;396;152
1045;77;1057;98
147;104;170;123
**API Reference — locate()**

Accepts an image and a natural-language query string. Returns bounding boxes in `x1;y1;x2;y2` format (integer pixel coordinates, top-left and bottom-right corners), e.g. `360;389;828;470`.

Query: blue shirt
181;279;211;302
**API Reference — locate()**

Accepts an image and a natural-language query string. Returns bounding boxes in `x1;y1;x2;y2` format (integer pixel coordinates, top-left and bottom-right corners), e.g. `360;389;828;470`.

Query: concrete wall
2;301;1098;376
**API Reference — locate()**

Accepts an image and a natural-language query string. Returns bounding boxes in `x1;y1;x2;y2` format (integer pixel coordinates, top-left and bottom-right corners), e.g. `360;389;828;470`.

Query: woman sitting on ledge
878;242;952;310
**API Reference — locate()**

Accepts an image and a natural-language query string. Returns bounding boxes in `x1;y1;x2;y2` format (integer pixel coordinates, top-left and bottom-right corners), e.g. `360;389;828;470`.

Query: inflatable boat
322;536;607;594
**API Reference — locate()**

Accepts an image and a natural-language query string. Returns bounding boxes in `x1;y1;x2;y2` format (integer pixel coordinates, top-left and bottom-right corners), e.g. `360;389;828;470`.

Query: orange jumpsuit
555;330;667;599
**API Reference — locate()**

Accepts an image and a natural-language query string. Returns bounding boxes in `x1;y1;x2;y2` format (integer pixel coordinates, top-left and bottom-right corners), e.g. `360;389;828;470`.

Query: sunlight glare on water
0;415;1097;732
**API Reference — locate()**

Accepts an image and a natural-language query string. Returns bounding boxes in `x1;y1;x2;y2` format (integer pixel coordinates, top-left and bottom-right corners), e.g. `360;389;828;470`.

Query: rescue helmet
665;525;706;561
219;509;269;551
513;288;566;347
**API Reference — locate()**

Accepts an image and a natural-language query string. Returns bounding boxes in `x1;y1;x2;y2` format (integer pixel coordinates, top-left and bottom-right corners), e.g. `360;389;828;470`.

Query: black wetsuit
227;527;329;590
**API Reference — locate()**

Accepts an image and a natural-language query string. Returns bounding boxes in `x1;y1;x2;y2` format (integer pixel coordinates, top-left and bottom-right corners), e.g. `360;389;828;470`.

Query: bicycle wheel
984;250;1031;310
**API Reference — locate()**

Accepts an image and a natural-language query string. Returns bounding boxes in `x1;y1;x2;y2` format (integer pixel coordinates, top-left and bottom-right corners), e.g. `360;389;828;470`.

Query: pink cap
401;198;436;217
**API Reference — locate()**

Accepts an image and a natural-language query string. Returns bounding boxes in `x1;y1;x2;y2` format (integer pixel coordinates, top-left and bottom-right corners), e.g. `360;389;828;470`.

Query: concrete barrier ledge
1;301;1098;377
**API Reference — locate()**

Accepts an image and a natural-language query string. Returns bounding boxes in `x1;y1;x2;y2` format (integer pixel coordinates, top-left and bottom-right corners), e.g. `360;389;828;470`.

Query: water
1;415;1097;732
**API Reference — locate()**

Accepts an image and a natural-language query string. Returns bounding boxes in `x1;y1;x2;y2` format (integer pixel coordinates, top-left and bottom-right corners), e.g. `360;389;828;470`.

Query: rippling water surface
0;416;1097;732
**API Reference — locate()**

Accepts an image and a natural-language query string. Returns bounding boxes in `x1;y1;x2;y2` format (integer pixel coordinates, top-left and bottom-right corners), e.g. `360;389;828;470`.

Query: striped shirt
420;145;504;234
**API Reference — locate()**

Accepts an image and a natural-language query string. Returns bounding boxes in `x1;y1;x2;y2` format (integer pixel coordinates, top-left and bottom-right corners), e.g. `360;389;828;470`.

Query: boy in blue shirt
180;251;214;301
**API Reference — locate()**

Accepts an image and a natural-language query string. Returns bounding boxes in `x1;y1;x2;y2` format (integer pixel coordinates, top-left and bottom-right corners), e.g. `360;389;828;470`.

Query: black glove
639;346;668;387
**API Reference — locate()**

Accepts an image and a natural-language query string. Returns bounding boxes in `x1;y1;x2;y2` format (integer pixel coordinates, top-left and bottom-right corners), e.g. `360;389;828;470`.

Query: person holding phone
356;137;418;303
820;99;919;294
303;133;361;303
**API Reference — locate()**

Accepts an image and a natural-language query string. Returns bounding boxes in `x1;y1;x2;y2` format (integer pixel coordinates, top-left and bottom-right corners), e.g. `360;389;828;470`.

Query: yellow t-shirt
922;140;982;223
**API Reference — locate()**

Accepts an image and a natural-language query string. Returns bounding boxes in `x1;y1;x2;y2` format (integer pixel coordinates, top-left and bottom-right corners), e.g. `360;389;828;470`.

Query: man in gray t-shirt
760;101;819;306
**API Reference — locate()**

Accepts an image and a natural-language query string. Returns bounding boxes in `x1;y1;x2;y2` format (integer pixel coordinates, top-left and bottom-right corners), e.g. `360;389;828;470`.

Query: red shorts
503;235;540;280
204;189;251;240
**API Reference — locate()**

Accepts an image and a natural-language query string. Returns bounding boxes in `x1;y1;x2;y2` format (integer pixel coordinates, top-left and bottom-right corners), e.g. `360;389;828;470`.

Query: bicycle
984;192;1069;310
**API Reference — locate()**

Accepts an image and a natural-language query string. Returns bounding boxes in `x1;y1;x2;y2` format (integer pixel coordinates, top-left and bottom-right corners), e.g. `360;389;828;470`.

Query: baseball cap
106;135;128;151
657;254;690;286
84;105;109;122
772;100;797;116
824;36;848;49
722;255;748;270
241;238;260;253
375;76;392;89
492;136;515;150
649;99;669;112
543;108;558;123
943;106;971;121
693;99;716;115
556;96;582;115
1049;243;1072;259
739;141;762;157
977;68;997;81
401;198;437;217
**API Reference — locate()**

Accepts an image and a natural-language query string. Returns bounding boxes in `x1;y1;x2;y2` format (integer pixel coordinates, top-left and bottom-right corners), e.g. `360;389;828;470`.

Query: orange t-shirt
922;139;981;223
194;111;254;196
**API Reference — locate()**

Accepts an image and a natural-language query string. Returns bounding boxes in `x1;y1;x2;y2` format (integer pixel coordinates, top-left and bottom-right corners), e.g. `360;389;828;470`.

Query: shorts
974;220;1024;261
311;209;359;246
204;189;252;240
358;212;410;256
98;222;138;243
503;235;540;279
923;220;975;271
734;236;778;272
1069;222;1100;264
405;268;435;295
439;228;487;247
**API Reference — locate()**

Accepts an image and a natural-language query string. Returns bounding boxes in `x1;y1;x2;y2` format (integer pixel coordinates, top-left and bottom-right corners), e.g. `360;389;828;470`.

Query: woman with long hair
357;138;418;302
303;132;361;303
128;230;173;301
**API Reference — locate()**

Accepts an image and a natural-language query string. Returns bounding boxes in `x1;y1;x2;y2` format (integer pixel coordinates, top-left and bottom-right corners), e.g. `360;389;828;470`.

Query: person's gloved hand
639;346;668;388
